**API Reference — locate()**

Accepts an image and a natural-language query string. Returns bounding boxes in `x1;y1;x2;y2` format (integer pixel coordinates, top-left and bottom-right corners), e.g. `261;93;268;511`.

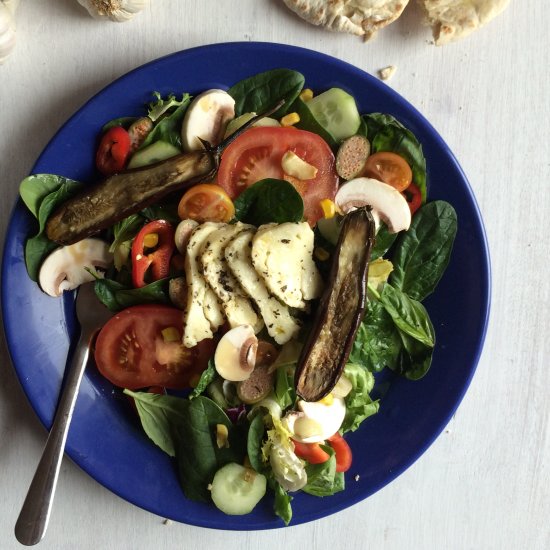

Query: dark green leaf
378;284;435;348
390;201;458;301
228;69;305;119
359;113;427;202
341;363;379;433
141;202;181;224
109;214;143;253
94;278;171;311
292;98;338;149
303;446;345;497
102;116;137;132
274;364;296;411
174;396;246;502
349;300;403;373
234;179;304;225
370;223;398;261
270;478;293;525
395;331;434;380
123;390;189;457
24;235;58;282
189;359;216;399
247;414;266;473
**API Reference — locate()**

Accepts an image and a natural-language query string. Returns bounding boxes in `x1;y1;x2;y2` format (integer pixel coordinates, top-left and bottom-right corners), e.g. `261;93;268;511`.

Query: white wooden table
1;1;548;549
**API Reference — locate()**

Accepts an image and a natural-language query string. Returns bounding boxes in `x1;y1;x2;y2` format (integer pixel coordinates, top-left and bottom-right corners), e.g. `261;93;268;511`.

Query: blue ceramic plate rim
2;42;491;530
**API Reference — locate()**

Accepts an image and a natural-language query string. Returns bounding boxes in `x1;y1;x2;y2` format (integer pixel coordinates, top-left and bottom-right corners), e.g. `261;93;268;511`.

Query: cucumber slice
127;140;180;169
307;88;361;142
210;463;267;515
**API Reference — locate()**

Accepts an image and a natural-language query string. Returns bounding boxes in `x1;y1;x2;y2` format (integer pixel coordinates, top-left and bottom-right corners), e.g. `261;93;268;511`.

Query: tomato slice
402;182;422;215
96;126;131;175
363;151;412;192
292;440;330;464
131;220;175;288
177;183;235;223
217;127;339;224
94;305;215;389
327;433;352;473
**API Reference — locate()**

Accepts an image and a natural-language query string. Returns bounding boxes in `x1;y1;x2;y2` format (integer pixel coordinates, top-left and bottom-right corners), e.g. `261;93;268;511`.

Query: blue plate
1;42;490;529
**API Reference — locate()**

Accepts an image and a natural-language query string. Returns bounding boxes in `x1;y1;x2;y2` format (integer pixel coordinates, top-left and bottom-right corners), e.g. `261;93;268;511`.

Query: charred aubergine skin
46;151;215;245
295;206;376;402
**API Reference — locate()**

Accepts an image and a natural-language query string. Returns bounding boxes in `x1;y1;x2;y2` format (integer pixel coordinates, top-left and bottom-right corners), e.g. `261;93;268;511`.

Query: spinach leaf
174;396;246;502
371;223;398;261
377;284;435;348
189;359;216;399
94;278;171;311
341;364;380;433
228;69;305;119
270;478;293;526
140;93;190;150
123;390;188;457
292;98;338;149
247;413;266;473
303;446;345;497
390;201;458;301
349;300;402;373
109;214;143;253
23;176;83;281
234;179;304;225
396;331;434;380
359;113;427;202
102;116;137;131
274;364;296;411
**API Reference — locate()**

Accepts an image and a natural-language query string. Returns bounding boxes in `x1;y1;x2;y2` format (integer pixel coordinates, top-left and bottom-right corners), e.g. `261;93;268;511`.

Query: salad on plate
18;68;457;524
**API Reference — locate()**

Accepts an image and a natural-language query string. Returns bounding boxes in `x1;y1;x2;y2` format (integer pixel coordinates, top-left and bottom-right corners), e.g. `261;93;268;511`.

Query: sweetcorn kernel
320;199;336;219
280;112;300;127
299;88;314;102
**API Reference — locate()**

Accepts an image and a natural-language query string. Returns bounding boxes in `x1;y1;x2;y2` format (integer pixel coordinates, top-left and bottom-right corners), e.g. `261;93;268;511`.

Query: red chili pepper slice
96;126;131;175
131;220;175;288
292;439;331;464
327;433;352;473
402;182;422;216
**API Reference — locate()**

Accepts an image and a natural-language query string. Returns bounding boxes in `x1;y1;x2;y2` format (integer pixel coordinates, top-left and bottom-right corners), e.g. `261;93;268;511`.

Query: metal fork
15;282;112;546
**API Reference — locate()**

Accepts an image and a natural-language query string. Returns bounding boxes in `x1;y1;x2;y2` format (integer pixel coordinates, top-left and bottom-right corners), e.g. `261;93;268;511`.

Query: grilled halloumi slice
226;229;301;345
251;222;323;310
183;222;225;347
200;222;263;332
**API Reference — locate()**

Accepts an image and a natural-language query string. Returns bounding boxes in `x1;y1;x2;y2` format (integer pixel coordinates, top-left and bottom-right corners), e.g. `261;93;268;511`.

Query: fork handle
14;327;94;546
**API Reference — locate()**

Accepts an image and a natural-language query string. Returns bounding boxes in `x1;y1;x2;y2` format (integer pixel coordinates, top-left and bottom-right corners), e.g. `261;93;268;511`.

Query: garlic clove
77;0;149;23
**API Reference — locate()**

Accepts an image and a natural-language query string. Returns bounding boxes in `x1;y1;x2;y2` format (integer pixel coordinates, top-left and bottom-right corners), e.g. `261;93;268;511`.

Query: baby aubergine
295;206;376;402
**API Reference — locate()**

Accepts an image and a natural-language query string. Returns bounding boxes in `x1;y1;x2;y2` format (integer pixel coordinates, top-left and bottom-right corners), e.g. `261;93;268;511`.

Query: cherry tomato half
292;440;330;464
96;126;131;175
94;305;215;390
327;433;352;473
217;127;339;225
131;220;175;288
402;182;422;215
177;183;235;223
363;151;412;192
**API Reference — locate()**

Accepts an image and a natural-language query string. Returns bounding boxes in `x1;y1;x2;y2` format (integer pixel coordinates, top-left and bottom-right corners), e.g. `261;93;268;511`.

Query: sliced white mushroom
281;151;318;180
335;177;412;233
214;324;258;382
181;89;235;151
38;238;112;297
174;219;198;254
283;397;346;443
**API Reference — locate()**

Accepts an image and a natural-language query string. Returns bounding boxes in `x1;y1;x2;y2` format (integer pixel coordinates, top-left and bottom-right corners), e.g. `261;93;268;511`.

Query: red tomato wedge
94;305;214;390
217;127;339;224
327;433;352;473
292;440;330;464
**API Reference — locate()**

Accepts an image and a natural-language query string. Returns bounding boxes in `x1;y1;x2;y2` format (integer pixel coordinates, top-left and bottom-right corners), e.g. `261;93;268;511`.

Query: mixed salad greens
19;68;457;524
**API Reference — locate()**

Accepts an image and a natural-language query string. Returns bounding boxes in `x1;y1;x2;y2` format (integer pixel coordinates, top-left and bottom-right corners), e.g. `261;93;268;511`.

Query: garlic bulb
77;0;148;22
0;0;18;64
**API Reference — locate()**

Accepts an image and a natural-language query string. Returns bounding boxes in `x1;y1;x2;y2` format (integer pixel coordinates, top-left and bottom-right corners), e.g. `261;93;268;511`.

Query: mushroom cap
38;238;112;297
214;324;258;382
335;177;411;233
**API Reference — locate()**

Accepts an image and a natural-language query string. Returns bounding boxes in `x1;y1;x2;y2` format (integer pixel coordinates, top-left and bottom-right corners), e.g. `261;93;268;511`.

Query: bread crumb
378;66;397;81
163;519;173;526
354;474;360;481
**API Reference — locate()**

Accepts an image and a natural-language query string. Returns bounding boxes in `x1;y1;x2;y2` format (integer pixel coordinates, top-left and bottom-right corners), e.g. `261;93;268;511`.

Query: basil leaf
94;278;171;311
123;390;189;457
274;364;296;411
234;179;304;225
189;359;216;399
341;364;380;433
349;300;403;373
174;396;246;502
102;116;137;132
247;413;266;473
228;69;305;119
303;446;345;497
140;93;190;150
359;113;427;202
19;174;80;219
378;284;435;348
292;98;338;149
390;201;458;301
396;331;434;380
371;223;398;261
